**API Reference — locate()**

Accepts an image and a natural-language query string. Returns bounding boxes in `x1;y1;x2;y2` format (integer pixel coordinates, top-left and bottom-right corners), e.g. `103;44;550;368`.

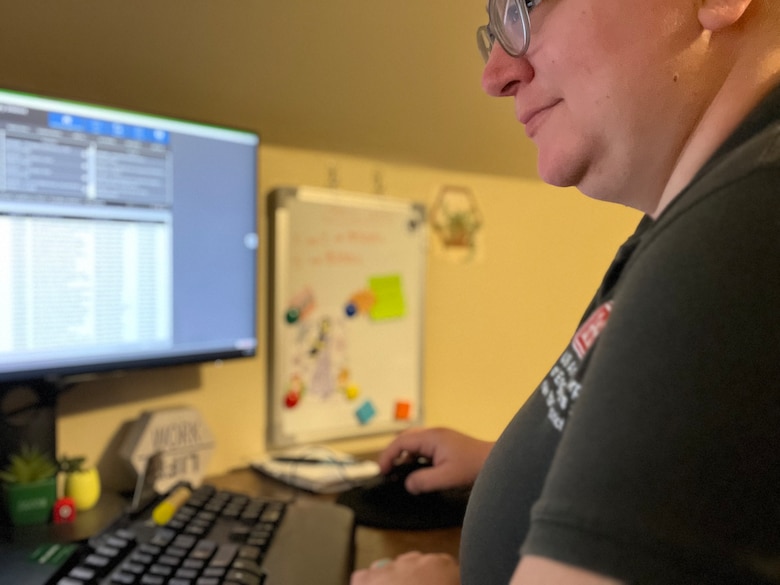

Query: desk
206;467;462;570
1;466;460;578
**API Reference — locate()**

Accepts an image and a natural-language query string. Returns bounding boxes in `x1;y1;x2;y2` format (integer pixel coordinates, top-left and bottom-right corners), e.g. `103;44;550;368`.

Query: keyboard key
96;545;122;559
68;566;96;581
196;510;217;522
184;524;208;537
229;525;251;541
129;551;154;565
106;535;133;549
111;571;137;584
84;553;111;573
166;518;187;531
188;539;217;561
208;543;238;568
114;528;138;542
148;563;173;577
202;566;227;578
246;536;270;549
149;528;176;547
237;545;262;561
55;578;85;585
231;558;265;577
222;506;242;520
240;510;260;524
225;568;263;585
165;546;189;558
176;505;198;518
230;495;249;506
183;558;206;570
204;501;224;513
175;567;199;579
121;561;146;575
260;505;284;524
138;543;162;557
173;534;198;548
251;528;273;543
157;554;181;566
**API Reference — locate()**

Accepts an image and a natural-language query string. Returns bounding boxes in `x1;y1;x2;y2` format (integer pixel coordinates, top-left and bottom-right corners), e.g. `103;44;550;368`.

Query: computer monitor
0;88;260;388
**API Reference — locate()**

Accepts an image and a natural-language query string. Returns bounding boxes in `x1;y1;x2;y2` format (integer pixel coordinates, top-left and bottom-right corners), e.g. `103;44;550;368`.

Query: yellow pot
64;468;101;511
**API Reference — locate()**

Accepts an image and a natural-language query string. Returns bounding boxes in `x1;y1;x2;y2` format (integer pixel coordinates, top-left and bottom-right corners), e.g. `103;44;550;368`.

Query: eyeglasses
476;0;543;63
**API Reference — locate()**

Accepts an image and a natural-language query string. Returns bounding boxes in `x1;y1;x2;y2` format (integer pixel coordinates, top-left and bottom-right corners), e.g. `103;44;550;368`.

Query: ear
698;0;752;31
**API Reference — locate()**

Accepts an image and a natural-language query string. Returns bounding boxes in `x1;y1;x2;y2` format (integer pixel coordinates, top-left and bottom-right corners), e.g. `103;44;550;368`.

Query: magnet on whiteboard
284;375;305;408
345;289;376;317
285;288;315;324
394;400;411;420
345;384;360;400
355;401;376;425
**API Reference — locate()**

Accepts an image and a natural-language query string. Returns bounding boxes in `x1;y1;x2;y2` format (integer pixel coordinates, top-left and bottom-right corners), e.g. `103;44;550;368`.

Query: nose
481;44;533;97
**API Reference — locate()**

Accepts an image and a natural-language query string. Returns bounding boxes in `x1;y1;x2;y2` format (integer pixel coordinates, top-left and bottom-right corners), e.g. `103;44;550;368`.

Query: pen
272;457;358;465
152;485;192;525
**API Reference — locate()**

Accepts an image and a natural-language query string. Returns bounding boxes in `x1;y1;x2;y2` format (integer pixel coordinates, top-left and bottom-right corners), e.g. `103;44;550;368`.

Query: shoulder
616;151;780;315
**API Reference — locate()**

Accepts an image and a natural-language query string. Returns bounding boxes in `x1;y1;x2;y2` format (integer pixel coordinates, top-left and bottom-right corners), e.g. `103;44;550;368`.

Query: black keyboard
44;484;355;585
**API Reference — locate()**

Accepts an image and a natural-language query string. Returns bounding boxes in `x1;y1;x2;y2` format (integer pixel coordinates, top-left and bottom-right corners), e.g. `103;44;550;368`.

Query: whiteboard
267;186;427;449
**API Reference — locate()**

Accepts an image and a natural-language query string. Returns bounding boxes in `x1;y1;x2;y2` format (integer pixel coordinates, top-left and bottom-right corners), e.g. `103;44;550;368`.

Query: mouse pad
336;481;471;530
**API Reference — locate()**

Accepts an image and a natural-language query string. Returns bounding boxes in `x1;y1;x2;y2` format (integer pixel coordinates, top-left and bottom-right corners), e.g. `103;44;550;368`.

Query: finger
350;568;369;584
404;465;445;494
395;551;424;563
377;428;428;472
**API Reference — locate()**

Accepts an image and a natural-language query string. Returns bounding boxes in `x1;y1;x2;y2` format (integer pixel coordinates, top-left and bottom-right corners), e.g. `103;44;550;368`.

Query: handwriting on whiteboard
293;230;387;268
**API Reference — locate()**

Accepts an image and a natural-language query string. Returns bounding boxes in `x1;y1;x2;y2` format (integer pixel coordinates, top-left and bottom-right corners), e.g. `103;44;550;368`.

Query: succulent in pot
0;444;59;526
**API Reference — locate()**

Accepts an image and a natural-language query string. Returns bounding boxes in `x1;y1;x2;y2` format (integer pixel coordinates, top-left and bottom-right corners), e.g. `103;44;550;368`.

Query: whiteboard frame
266;186;427;449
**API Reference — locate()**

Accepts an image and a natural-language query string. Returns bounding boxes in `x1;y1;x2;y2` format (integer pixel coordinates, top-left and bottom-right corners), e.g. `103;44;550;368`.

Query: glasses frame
477;0;542;63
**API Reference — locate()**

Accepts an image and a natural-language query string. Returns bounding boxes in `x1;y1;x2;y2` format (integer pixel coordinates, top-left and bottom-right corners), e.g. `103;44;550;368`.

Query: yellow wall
56;144;640;490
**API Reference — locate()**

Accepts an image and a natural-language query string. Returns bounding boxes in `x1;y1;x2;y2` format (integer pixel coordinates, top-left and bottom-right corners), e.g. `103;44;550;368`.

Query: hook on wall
327;166;340;190
373;170;385;195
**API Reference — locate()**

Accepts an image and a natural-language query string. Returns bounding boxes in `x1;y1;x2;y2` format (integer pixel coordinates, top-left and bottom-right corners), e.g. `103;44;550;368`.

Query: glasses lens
488;0;530;57
476;26;494;62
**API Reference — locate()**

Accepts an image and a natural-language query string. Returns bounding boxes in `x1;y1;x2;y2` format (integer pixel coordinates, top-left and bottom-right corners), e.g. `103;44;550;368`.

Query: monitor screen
0;88;259;385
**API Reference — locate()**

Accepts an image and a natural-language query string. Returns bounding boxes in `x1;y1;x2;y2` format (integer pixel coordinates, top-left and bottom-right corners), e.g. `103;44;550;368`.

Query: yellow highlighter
152;485;192;526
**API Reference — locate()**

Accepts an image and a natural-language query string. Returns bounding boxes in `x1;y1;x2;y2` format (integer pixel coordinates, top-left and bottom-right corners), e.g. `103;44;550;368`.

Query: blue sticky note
355;400;376;425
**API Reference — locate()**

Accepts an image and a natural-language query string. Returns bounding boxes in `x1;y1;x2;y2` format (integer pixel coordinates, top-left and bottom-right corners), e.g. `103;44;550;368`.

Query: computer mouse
335;455;470;530
382;455;433;487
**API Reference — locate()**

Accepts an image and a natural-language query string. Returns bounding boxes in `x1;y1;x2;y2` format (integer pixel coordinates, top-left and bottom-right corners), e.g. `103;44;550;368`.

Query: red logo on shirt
572;302;613;359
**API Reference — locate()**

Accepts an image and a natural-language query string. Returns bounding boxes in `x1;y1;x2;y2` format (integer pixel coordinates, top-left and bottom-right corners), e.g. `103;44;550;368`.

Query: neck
650;16;780;218
652;72;779;219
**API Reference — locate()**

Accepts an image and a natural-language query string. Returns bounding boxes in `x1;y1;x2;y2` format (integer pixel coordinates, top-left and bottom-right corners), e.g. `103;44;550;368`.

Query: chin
536;151;584;190
573;175;638;208
536;148;619;205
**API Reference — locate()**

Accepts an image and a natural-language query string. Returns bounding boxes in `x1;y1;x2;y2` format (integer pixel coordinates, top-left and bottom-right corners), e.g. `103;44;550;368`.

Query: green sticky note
368;275;406;320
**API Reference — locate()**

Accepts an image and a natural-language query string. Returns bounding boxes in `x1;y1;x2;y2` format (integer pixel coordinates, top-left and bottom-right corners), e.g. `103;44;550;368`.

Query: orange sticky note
395;400;411;420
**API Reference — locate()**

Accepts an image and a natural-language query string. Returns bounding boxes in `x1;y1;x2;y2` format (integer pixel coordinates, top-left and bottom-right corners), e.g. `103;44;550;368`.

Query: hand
377;427;494;494
351;552;460;585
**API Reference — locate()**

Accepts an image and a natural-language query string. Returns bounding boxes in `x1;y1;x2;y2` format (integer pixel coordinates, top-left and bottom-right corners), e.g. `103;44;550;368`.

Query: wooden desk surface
206;467;462;570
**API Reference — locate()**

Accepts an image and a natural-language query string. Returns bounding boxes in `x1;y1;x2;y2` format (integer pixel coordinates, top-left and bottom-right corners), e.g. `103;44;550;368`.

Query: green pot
4;477;57;526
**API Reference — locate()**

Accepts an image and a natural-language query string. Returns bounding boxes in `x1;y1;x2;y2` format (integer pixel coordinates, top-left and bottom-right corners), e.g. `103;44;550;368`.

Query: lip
518;99;562;136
